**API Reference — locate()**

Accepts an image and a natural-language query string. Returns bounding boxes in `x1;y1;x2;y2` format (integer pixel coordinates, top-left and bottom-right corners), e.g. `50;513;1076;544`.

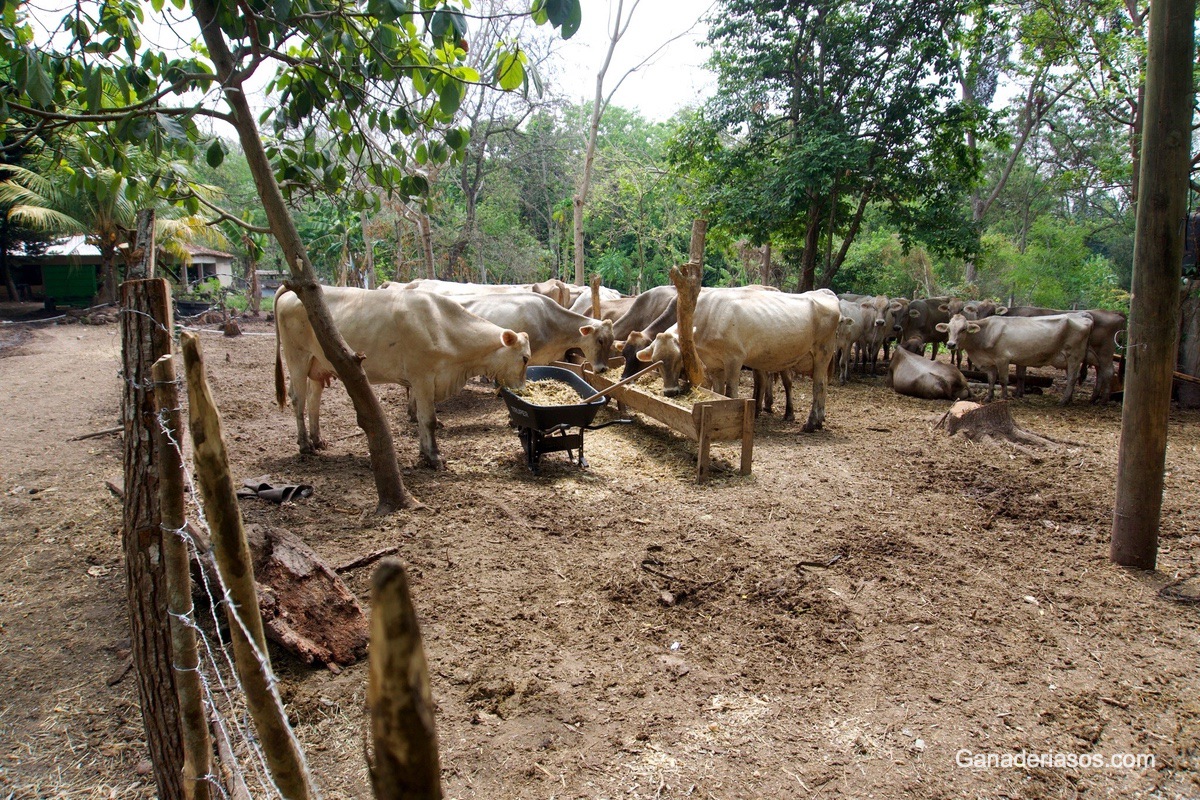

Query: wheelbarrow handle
580;361;663;403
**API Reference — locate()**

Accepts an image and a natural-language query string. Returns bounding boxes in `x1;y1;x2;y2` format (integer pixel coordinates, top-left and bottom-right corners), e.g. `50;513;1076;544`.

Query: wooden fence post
1111;0;1195;569
121;272;187;799
368;559;443;800
180;331;316;800
152;353;213;800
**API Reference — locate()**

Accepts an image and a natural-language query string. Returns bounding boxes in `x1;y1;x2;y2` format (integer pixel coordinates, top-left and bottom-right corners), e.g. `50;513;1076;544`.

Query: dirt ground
1;318;1199;800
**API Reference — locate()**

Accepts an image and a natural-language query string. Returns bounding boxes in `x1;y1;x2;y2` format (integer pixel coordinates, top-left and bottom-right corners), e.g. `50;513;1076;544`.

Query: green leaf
430;9;449;38
495;52;524;91
22;51;54;107
157;113;187;140
84;67;102;112
206;139;225;168
444;127;466;150
438;79;461;115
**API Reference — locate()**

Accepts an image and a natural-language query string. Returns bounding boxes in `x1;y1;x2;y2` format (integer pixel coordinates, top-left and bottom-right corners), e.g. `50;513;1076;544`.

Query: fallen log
1113;353;1200;386
960;369;1054;388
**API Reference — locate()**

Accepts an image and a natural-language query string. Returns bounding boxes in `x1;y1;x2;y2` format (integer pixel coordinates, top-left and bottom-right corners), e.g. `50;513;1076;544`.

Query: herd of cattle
273;278;1126;468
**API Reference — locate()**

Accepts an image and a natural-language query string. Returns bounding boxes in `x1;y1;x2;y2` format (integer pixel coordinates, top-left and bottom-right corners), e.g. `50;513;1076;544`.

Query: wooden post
696;404;713;483
739;399;754;476
368;559;443;800
590;274;602;319
128;210;156;280
121;275;186;800
688;218;708;266
670;219;708;391
1111;0;1195;569
180;332;315;800
152;354;213;800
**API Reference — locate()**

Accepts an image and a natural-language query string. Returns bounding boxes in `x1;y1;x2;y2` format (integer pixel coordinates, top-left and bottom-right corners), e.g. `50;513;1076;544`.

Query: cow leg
985;367;998;401
411;380;446;470
997;360;1011;400
288;360;314;454
1091;357;1114;403
929;341;940;361
306;378;326;450
1014;365;1027;398
781;370;795;422
1061;357;1082;405
805;342;836;432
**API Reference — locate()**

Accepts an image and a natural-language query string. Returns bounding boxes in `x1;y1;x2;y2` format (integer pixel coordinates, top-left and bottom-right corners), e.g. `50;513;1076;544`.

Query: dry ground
1;319;1199;800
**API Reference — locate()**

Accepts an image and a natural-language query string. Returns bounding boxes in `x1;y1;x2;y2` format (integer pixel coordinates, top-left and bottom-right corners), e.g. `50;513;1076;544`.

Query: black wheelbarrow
500;366;631;474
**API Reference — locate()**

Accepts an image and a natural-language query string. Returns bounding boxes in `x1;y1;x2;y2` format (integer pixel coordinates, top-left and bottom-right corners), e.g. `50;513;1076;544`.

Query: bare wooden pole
129;210;156;281
1111;0;1195;569
180;332;315;800
120;275;186;799
368;559;443;800
152;353;213;800
590;274;602;318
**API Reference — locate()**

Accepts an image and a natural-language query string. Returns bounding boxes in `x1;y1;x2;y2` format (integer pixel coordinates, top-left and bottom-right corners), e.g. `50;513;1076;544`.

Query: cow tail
274;284;294;409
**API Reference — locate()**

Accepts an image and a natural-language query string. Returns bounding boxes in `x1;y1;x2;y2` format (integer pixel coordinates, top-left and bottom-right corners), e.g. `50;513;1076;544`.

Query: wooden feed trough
555;359;754;482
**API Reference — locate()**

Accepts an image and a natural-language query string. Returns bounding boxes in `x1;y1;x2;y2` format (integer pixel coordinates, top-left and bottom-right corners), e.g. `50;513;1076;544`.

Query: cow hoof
421;453;447;470
299;443;315;455
783;412;795;423
311;439;326;451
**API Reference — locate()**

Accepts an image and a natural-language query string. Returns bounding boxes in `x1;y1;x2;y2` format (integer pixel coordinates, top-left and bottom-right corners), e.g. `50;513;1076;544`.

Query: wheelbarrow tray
500;366;626;473
500;366;608;430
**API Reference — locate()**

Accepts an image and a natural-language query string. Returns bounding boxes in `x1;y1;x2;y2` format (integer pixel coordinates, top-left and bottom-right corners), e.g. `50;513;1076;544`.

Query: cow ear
996;306;1008;315
501;329;520;347
938;303;949;312
967;323;981;334
909;309;920;318
636;347;654;362
861;301;872;309
579;325;595;337
935;322;949;333
889;301;902;311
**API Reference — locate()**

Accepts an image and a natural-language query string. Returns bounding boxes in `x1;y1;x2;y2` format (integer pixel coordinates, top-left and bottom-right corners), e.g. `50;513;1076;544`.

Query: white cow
457;292;615;372
636;288;843;431
936;312;1094;404
274;286;530;469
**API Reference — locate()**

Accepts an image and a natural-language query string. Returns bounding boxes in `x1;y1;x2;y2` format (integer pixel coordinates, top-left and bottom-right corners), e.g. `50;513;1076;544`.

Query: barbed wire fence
120;267;440;800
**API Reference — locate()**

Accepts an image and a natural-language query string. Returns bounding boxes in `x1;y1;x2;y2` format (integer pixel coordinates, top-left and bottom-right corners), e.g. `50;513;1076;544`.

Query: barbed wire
152;397;318;798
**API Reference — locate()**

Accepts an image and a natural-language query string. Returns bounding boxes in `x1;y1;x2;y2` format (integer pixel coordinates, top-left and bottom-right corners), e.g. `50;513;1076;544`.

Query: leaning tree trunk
1177;279;1200;407
193;0;417;513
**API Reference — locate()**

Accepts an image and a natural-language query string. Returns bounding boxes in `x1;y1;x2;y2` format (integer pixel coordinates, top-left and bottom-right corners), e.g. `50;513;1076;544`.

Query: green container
42;263;99;306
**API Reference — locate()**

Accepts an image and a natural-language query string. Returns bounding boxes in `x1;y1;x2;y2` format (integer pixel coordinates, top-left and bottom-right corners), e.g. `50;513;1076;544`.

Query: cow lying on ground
274;286;530;469
634;287;842;431
888;340;970;400
937;312;1094;404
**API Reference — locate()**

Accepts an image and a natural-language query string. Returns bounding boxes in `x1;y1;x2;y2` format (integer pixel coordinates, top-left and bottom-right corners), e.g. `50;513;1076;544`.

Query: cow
565;283;622;308
997;306;1126;403
457;292;615;372
859;294;895;375
274;286;530;469
609;285;679;340
529;278;572;307
835;299;876;384
568;294;638;321
897;296;951;359
386;278;533;296
635;287;843;431
888;341;970;400
936;312;1094;404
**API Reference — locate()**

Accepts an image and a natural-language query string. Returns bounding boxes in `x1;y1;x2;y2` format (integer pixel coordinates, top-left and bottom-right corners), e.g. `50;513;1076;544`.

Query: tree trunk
1111;0;1195;569
798;205;820;292
760;243;771;287
246;254;261;315
193;0;416;513
121;276;186;800
0;215;19;301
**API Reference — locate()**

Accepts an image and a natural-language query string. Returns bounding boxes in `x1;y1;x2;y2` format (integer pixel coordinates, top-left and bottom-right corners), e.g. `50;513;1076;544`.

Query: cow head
636;331;686;396
934;314;978;349
578;318;614;373
620;329;652;379
492;329;531;391
888;299;909;334
900;336;925;354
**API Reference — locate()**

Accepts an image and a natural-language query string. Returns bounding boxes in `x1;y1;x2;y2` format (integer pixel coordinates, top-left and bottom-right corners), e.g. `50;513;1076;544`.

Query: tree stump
938;400;1077;454
189;523;369;668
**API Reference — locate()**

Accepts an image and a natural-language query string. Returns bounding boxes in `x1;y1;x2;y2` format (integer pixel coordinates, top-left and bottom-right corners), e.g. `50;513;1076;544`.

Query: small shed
165;244;238;288
8;236;104;307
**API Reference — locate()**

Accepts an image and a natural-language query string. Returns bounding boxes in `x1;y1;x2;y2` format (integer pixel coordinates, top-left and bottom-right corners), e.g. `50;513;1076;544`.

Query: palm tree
0;155;224;303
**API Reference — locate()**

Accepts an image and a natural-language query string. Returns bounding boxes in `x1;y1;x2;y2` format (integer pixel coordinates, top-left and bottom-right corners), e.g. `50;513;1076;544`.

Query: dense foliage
2;0;1185;313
